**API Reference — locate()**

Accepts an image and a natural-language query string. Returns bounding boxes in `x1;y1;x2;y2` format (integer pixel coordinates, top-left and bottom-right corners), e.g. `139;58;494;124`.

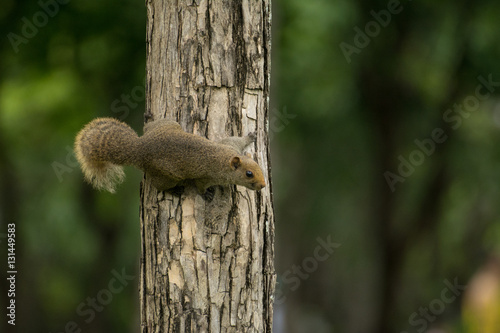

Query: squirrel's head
230;155;266;191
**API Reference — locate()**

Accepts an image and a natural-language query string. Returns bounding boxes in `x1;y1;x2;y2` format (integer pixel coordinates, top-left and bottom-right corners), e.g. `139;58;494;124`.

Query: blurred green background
2;0;500;332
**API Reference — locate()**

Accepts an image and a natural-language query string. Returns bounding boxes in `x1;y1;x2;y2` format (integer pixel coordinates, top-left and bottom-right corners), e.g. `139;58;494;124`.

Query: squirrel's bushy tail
75;118;139;193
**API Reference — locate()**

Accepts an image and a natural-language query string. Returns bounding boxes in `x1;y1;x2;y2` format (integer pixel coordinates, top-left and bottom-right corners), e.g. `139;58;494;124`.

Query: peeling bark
140;1;275;332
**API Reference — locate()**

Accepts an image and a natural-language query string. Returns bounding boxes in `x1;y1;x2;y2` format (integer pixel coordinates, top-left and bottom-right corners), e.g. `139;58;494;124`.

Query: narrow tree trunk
140;1;274;332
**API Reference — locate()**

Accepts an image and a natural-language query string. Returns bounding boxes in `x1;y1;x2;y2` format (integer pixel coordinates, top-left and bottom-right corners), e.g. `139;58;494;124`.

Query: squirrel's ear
230;156;241;170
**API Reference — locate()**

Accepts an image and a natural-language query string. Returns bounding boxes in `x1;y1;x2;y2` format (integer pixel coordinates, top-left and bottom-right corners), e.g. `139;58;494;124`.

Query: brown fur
74;118;266;194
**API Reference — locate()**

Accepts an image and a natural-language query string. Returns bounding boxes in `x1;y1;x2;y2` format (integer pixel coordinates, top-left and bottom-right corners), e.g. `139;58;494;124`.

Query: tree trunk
140;1;275;332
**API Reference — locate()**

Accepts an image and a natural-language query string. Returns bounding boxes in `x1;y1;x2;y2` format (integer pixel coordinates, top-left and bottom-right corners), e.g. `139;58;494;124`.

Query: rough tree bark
140;1;275;332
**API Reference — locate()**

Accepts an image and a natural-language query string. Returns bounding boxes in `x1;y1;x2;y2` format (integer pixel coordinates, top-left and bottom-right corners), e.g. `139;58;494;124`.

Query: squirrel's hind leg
217;132;256;154
143;119;182;134
147;174;181;192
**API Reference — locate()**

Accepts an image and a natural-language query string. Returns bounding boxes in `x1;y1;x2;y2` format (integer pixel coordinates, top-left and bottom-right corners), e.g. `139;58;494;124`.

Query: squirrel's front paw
247;132;257;142
203;187;216;202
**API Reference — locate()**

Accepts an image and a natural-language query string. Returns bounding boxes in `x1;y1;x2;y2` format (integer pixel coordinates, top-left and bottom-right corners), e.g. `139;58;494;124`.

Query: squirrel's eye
246;171;254;178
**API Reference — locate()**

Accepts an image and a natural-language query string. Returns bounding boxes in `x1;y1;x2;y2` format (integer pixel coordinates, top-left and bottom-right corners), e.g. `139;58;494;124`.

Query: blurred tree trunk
140;1;275;332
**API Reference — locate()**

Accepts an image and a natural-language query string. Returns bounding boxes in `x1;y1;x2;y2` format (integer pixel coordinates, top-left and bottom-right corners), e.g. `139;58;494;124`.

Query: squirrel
74;117;266;196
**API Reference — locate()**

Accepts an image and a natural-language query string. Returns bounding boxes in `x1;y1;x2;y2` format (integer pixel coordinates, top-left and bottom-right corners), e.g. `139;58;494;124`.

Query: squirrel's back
75;118;140;192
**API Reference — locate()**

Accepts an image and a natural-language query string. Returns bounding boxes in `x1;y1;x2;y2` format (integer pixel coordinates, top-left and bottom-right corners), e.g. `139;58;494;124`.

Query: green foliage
273;0;500;332
0;0;144;332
